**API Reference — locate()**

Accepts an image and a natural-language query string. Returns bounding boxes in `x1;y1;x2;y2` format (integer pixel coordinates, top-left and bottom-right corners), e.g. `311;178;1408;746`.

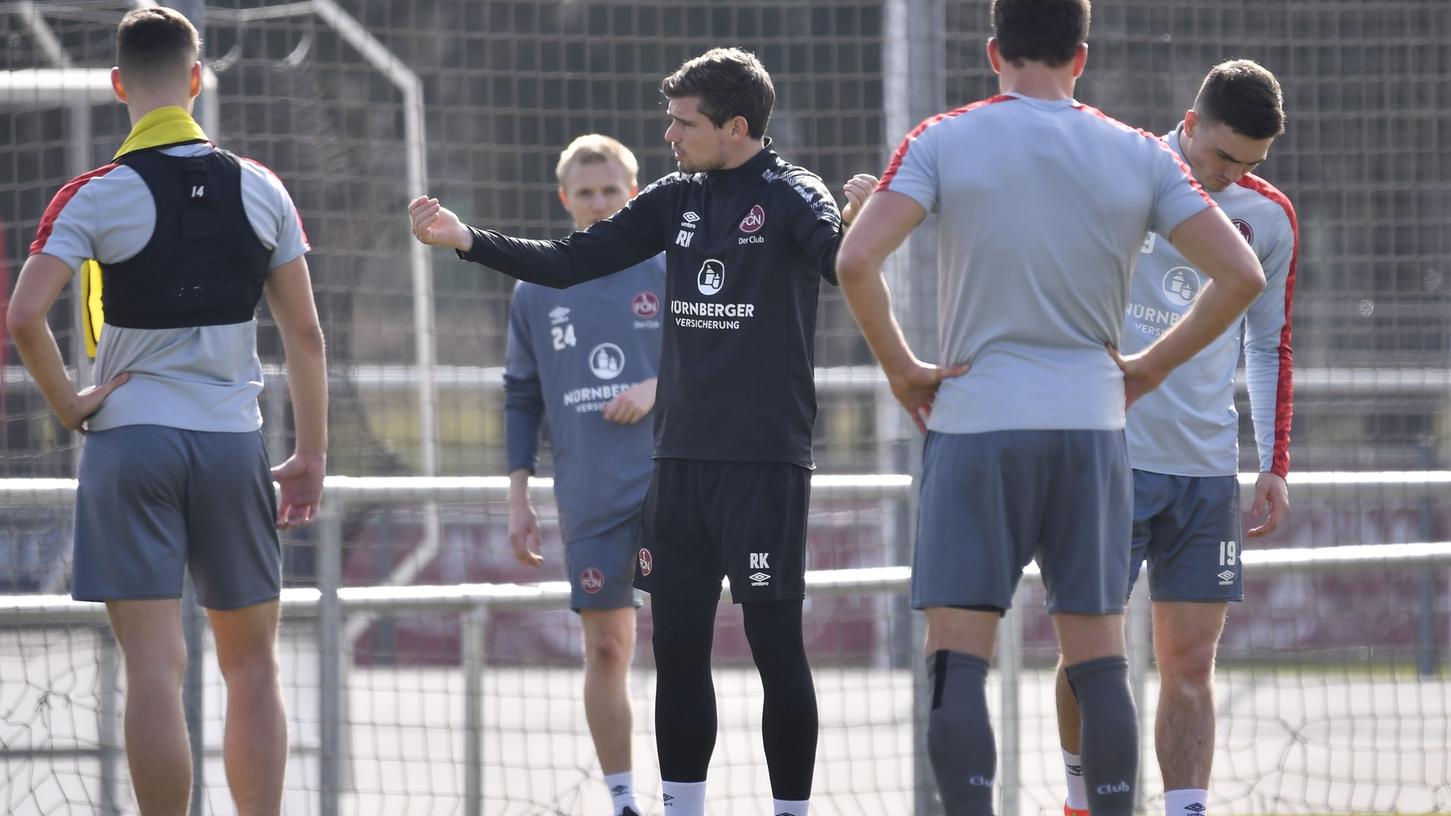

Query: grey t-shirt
30;143;309;432
1124;127;1297;477
880;93;1215;433
504;256;666;543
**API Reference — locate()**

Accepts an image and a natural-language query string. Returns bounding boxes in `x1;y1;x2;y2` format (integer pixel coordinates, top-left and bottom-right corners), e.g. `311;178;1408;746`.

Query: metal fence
3;474;1450;815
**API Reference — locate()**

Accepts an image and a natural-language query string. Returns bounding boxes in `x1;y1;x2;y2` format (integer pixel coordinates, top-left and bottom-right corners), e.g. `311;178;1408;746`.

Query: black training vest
102;144;272;329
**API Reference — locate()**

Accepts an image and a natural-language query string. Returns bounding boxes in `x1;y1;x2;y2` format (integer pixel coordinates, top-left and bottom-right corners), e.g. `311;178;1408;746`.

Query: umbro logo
1218;570;1235;585
1186;805;1207;814
677;211;701;247
749;572;770;586
548;306;570;325
611;785;628;795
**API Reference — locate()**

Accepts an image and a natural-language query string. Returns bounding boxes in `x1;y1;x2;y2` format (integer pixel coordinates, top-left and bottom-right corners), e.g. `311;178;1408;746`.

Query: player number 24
1219;540;1238;566
551;324;577;351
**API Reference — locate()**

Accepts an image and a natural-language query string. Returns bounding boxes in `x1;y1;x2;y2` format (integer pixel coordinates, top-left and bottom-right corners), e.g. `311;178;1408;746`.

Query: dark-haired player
1055;58;1297;816
411;47;876;816
836;1;1268;813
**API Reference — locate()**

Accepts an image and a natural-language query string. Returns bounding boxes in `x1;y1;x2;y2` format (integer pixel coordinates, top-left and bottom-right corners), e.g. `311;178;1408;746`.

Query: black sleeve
457;179;673;289
783;171;845;286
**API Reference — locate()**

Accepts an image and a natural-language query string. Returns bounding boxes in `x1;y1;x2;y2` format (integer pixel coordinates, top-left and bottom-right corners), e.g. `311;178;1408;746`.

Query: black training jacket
459;146;844;468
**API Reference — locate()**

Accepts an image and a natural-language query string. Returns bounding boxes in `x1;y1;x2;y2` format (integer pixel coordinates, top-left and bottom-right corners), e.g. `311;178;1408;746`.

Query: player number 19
1219;540;1237;566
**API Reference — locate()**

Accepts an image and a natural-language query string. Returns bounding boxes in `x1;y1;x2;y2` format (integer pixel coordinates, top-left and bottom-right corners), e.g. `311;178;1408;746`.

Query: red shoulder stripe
29;163;121;256
878;95;1017;191
241;156;311;249
1237;173;1298;476
1073;105;1216;208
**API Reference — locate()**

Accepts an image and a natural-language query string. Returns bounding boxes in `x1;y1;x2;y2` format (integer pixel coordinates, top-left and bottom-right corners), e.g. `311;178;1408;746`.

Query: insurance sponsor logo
588;343;625;380
1162;265;1203;307
697;258;725;296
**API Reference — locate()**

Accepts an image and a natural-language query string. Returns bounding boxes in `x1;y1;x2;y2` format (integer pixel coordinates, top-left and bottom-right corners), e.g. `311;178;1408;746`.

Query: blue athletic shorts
565;512;643;611
1127;470;1244;603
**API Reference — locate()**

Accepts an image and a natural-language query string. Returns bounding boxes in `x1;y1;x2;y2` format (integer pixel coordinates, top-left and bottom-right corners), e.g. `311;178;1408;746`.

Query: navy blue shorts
72;425;281;610
1127;470;1244;603
565;512;643;611
634;459;809;603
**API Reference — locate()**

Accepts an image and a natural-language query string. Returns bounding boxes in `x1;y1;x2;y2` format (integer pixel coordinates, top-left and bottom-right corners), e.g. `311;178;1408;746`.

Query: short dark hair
661;48;775;139
992;0;1091;68
1194;59;1286;140
116;7;199;87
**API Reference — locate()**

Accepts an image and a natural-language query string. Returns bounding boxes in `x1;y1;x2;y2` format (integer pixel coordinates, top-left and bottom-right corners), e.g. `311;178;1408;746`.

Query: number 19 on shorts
1219;540;1238;566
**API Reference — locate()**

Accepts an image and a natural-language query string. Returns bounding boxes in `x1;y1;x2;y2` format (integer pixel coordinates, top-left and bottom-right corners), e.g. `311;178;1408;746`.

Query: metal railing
2;474;1448;815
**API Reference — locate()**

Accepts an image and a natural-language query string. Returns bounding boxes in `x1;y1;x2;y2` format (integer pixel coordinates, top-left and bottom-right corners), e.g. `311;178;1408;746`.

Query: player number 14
1219;540;1238;566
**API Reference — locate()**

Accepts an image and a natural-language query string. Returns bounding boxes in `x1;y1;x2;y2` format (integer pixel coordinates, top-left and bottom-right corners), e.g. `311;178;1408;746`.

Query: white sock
662;780;706;816
1062;749;1089;810
605;770;638;815
772;798;809;816
1164;788;1209;816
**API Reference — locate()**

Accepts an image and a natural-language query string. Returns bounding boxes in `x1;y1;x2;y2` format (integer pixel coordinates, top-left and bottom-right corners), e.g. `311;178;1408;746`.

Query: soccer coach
410;48;875;816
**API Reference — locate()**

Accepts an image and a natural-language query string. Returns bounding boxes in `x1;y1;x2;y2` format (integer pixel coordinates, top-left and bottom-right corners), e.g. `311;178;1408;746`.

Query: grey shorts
912;429;1132;615
72;425;281;610
565;512;643;612
1128;470;1244;603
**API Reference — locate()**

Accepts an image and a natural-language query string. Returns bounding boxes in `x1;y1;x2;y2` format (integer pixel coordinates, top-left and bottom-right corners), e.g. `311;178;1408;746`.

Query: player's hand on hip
602;378;656;424
270;452;325;529
886;358;969;435
507;500;544;568
1248;471;1289;538
408;196;471;251
60;372;130;431
1109;345;1168;409
841;174;879;225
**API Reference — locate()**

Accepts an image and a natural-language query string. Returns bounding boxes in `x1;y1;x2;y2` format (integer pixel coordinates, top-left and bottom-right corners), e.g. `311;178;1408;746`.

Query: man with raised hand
410;47;875;816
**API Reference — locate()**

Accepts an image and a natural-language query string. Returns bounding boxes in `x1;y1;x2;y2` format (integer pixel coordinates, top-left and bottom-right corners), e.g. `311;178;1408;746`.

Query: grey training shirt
30;143;309;433
879;93;1215;434
1124;126;1297;477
